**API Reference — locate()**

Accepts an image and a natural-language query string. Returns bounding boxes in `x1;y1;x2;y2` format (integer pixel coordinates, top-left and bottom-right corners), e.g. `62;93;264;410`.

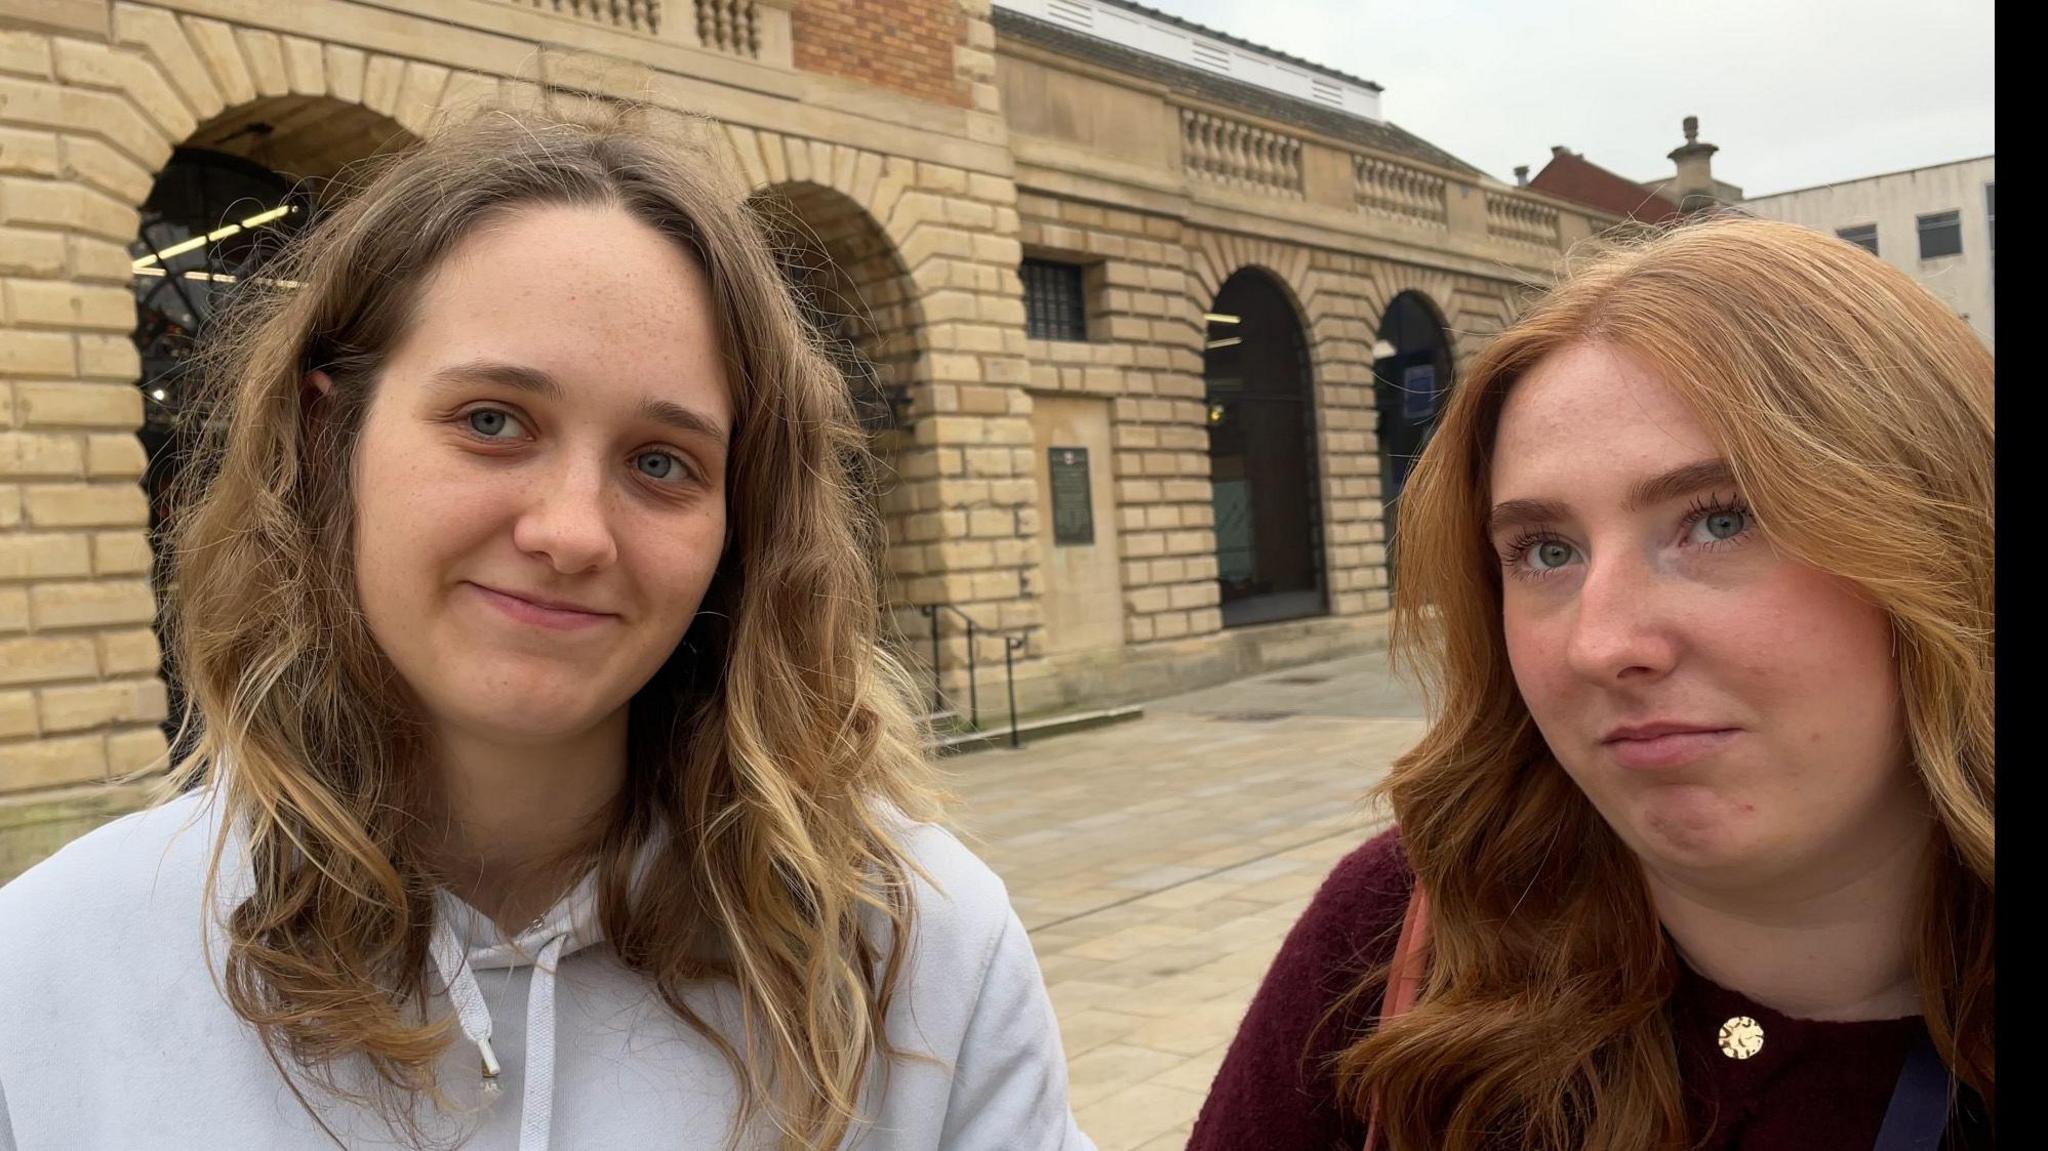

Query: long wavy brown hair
1335;216;1994;1149
159;102;941;1149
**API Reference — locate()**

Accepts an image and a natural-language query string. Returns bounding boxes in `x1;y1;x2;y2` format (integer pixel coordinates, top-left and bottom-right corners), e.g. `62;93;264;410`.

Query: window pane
1021;259;1087;341
1917;210;1962;259
1836;224;1879;256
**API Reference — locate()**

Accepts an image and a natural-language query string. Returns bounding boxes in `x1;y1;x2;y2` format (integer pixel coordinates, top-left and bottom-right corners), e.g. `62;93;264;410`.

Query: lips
466;582;617;631
1600;722;1739;771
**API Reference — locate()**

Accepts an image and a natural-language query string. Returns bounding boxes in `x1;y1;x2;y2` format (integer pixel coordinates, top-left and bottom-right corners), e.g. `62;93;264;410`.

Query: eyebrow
430;359;729;442
1487;459;1737;537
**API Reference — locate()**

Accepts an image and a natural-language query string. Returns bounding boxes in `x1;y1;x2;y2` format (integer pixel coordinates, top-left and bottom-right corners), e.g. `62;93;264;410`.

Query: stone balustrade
1180;108;1305;200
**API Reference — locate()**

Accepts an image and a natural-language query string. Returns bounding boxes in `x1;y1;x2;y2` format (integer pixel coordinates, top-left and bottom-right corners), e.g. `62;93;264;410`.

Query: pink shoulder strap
1362;885;1430;1151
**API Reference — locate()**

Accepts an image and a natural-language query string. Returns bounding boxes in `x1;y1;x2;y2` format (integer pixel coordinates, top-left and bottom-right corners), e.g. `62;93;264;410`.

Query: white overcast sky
1148;0;1994;196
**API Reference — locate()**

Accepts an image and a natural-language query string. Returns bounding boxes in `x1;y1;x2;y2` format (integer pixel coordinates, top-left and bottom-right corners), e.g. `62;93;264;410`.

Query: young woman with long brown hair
1189;217;1993;1150
0;105;1090;1151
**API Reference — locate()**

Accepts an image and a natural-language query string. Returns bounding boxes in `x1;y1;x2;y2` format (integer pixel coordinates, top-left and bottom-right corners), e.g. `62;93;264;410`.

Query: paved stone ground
942;650;1427;1151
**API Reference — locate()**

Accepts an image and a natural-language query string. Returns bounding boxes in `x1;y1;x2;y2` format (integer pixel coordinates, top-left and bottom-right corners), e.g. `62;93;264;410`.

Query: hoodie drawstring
429;915;569;1151
518;933;568;1151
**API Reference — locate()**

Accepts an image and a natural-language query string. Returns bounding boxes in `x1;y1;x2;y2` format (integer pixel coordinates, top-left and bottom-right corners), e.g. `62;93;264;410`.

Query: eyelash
455;405;700;488
1497;530;1571;582
1682;494;1754;552
1496;494;1755;582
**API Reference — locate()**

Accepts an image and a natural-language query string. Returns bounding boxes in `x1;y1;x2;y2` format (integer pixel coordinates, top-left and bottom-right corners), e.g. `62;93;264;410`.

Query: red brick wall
793;0;970;108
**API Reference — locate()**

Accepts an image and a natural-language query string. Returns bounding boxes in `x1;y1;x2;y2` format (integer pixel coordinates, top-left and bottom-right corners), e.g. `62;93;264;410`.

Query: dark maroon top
1186;828;1992;1151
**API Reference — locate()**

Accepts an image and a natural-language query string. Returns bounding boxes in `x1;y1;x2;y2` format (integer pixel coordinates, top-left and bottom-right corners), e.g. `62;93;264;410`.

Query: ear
299;370;335;434
301;369;333;419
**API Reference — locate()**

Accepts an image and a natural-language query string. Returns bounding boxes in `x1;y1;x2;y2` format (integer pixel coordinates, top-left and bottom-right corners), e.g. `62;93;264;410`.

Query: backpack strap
1363;885;1430;1151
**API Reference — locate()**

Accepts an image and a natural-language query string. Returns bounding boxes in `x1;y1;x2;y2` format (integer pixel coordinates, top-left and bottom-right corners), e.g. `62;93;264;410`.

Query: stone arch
1357;266;1461;344
741;176;936;657
747;180;928;435
1188;233;1335;440
1369;285;1456;588
718;127;929;274
129;92;417;504
101;10;508;163
1188;234;1314;318
721;125;1045;711
1201;264;1327;627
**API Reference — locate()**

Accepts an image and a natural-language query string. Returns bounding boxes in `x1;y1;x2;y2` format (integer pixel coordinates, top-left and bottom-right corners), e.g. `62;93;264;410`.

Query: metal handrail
916;603;1027;747
917;602;980;726
1004;635;1026;749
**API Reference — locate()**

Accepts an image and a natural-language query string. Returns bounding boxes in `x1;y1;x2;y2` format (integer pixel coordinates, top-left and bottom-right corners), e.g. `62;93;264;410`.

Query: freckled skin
349;204;733;747
1490;342;1921;893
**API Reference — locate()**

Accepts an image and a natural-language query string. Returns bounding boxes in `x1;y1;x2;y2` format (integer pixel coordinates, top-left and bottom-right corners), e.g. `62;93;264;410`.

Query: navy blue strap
1872;1032;1951;1151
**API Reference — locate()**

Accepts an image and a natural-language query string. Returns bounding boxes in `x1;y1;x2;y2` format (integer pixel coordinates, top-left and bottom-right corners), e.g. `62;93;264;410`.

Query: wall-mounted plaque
1048;446;1095;546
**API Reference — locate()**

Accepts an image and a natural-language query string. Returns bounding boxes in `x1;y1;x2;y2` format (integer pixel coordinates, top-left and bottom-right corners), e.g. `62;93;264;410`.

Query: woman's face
345;203;732;747
1490;341;1921;891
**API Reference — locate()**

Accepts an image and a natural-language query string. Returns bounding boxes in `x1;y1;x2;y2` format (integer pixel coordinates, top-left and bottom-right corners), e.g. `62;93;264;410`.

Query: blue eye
635;451;679;481
1688;506;1751;545
1530;539;1576;570
467;409;517;438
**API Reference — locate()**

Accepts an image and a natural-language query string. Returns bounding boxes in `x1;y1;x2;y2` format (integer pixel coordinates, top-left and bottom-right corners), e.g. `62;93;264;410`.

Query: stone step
931;705;1146;757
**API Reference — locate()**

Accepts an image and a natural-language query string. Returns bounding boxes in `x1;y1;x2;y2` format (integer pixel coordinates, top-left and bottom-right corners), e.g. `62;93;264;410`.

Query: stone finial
1514;165;1530;186
1683;115;1699;144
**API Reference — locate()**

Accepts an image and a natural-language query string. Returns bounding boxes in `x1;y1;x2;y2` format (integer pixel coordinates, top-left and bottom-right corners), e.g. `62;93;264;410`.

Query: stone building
0;0;1614;875
1744;155;1994;350
1519;114;1993;350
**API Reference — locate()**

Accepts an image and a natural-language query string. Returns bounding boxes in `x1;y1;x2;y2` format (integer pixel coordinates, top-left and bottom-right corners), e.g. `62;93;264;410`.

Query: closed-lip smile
1600;721;1739;770
467;582;616;629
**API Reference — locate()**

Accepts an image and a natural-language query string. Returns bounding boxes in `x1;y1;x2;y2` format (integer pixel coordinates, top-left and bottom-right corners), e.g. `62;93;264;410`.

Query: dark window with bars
1917;210;1962;260
1021;258;1088;341
1836;223;1879;256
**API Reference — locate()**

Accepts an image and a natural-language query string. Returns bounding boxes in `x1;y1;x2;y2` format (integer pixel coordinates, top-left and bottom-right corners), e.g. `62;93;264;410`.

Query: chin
1628;794;1776;877
433;670;629;745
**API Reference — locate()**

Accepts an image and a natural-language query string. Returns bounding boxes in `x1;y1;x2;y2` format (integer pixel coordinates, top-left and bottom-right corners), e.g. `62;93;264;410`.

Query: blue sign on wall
1401;364;1437;422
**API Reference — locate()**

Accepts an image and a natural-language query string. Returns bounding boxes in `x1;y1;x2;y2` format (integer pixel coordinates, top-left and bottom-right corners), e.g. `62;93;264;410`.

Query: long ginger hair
161;102;940;1149
1336;216;1994;1149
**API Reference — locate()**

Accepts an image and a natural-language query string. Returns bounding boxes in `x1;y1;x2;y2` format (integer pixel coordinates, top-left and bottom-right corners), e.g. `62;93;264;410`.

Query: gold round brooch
1717;1015;1765;1060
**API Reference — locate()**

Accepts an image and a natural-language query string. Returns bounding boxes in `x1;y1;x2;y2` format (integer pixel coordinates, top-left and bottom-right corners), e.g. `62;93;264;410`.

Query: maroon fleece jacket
1185;828;1992;1150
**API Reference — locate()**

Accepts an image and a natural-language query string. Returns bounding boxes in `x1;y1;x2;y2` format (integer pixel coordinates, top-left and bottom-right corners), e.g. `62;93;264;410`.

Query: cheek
349;413;493;599
1717;562;1892;695
1740;574;1902;752
631;505;728;620
1503;605;1573;722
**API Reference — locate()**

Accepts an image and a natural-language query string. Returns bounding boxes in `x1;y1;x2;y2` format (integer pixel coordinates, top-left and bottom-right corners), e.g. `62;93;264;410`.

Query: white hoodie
0;790;1094;1151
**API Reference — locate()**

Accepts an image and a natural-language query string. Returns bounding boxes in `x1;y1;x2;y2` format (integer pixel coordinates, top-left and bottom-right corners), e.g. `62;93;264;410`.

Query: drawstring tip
477;1035;503;1097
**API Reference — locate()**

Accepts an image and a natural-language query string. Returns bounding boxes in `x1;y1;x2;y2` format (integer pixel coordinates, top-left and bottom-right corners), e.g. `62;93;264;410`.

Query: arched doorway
133;148;309;526
1205;268;1326;627
131;97;414;740
1372;291;1454;582
747;184;919;442
746;183;927;651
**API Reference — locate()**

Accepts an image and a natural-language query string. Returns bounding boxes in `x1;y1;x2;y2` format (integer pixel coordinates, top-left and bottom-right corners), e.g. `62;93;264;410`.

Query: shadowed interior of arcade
1203;269;1326;628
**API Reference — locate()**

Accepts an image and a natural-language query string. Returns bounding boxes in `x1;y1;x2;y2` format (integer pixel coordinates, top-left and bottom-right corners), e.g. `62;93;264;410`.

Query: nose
509;454;619;575
1564;548;1678;684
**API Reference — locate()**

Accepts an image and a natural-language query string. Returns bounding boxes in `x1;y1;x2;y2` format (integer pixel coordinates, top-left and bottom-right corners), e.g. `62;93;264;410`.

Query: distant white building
1743;157;1995;349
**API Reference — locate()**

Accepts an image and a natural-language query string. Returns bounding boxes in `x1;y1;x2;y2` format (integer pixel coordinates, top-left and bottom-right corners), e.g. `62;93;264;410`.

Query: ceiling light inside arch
131;203;298;271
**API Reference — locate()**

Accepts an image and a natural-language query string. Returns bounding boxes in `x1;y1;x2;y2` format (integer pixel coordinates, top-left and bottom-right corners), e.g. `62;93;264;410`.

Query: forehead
401;202;728;400
1491;341;1718;499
